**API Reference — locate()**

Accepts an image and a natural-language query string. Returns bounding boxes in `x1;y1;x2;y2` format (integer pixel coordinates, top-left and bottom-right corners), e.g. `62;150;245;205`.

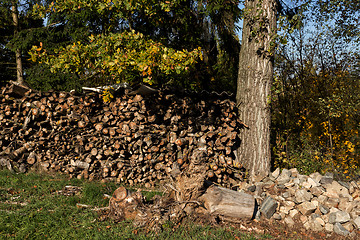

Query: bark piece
8;84;30;97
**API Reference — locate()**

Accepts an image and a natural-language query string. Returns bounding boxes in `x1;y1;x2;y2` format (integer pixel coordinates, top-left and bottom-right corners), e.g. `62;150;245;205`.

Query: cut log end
112;186;128;201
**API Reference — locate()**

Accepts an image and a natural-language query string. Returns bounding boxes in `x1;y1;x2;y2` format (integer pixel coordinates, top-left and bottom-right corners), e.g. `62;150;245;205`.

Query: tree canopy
25;0;241;91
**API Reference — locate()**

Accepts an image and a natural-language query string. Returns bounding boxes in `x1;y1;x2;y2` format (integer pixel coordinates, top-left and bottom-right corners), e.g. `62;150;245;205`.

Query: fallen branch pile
0;84;245;187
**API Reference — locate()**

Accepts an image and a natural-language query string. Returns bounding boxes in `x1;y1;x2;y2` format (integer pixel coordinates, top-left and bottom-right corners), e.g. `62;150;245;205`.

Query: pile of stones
241;168;360;237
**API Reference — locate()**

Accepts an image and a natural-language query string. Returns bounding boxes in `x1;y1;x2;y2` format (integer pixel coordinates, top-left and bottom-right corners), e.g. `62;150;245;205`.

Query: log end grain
112;186;128;201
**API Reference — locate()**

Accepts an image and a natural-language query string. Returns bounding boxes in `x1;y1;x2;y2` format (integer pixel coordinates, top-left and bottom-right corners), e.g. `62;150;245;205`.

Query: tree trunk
236;0;277;181
11;1;25;86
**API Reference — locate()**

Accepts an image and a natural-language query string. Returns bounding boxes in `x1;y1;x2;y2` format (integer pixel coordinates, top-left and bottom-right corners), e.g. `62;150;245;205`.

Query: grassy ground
0;169;272;240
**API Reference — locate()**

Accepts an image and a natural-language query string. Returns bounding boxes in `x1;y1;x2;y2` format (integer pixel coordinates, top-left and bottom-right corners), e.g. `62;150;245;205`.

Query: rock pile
242;168;360;237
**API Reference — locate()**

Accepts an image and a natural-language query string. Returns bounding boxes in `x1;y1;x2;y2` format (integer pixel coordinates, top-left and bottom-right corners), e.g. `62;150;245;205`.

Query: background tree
28;0;241;91
271;0;360;178
0;0;51;87
10;0;25;85
235;0;359;180
26;0;124;91
0;1;16;85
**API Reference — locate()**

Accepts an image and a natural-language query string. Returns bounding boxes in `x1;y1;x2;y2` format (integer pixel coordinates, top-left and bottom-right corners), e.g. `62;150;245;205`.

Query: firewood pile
0;84;245;187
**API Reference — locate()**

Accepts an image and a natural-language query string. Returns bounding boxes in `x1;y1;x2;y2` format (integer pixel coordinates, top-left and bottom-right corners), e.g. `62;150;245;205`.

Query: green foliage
1;0;241;91
0;0;44;85
0;0;88;89
0;48;15;85
29;31;202;86
27;0;240;91
23;2;122;90
25;64;82;92
101;87;115;103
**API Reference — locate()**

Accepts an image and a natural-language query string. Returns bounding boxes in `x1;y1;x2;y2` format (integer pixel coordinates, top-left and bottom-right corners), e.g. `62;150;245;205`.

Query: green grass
0;169;272;240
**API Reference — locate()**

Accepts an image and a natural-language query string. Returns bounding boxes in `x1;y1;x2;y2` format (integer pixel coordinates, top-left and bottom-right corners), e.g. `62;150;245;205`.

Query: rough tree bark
11;1;25;86
236;0;277;181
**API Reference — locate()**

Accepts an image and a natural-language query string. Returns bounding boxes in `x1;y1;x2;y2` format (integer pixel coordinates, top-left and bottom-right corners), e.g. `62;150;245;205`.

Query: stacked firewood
0;84;245;187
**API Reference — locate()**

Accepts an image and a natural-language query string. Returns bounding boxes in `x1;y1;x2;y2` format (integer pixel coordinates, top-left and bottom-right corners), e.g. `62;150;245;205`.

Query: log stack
0;84;245;187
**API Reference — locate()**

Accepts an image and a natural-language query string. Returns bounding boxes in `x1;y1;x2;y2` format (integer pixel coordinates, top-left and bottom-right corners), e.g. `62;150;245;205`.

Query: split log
26;152;37;165
70;159;89;169
200;185;256;219
0;156;13;171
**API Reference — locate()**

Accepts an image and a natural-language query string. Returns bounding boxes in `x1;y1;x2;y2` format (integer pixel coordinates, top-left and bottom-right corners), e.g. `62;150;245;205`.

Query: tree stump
108;186;144;222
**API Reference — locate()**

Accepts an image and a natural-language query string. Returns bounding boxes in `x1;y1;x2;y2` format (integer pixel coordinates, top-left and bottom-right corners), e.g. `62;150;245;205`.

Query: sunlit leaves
32;0;178;22
272;52;360;177
29;31;202;85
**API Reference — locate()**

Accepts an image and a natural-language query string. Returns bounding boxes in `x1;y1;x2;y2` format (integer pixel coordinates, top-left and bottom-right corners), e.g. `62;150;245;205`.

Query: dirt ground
221;217;358;240
188;211;359;240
